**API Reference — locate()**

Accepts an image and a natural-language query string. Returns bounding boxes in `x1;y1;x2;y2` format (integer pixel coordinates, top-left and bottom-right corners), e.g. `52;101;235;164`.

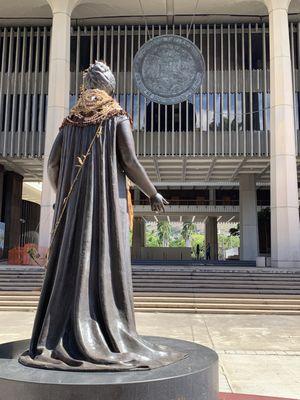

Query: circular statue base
0;336;218;400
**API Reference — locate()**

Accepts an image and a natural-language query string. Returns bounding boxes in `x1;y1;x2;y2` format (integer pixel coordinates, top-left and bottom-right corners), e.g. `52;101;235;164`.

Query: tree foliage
181;222;196;246
157;221;172;247
144;222;240;259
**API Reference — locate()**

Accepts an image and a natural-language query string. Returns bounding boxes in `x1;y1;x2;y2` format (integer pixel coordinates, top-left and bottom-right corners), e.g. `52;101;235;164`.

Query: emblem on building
133;35;205;105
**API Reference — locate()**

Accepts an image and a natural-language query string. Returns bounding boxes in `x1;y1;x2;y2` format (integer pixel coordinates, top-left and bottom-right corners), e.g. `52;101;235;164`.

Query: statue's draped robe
19;116;184;371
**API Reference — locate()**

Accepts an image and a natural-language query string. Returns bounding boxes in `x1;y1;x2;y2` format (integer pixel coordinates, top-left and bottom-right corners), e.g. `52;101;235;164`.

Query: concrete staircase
0;266;44;312
1;265;300;314
131;265;300;314
133;294;300;314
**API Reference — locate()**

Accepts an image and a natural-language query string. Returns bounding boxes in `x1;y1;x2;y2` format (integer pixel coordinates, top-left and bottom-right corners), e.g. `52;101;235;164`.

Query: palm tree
157;221;172;247
181;222;196;247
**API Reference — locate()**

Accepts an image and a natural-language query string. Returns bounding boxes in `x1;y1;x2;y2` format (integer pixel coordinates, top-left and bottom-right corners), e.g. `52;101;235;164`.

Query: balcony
133;199;270;223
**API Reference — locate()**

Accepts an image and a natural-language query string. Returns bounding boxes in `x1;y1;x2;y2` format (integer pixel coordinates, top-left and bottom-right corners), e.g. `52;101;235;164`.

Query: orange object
23;243;38;265
8;244;46;266
8;247;23;265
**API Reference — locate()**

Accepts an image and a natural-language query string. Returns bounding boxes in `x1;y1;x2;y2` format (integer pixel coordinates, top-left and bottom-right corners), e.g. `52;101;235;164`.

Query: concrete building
0;0;299;266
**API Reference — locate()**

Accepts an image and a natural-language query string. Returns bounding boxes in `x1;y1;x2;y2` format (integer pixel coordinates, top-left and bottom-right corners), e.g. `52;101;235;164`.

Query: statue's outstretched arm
116;118;157;198
47;130;63;193
116;118;169;212
117;119;169;212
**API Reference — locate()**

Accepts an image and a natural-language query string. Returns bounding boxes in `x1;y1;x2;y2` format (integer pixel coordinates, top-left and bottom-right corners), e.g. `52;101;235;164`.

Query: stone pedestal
0;337;218;400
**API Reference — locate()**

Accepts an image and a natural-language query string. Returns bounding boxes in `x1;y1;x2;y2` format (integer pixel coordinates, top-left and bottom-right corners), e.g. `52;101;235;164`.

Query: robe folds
19;116;185;371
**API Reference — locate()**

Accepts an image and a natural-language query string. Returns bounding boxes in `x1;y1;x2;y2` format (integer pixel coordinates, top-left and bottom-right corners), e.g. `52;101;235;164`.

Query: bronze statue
19;61;185;371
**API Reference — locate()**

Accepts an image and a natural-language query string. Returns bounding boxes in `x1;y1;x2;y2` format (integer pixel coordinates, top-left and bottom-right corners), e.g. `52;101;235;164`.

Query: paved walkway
0;312;299;399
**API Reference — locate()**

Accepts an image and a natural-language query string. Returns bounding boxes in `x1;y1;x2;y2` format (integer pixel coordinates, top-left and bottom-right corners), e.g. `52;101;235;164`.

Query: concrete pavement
0;312;299;398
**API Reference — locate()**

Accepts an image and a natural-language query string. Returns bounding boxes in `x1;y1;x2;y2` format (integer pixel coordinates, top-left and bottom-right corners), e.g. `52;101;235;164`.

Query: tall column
239;175;258;261
132;217;145;260
133;188;141;205
209;188;216;205
264;0;300;267
39;0;79;249
205;217;218;260
3;172;23;258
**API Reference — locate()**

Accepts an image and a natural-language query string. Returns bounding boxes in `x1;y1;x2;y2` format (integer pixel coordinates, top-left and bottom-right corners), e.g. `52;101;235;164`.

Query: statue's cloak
19;101;184;370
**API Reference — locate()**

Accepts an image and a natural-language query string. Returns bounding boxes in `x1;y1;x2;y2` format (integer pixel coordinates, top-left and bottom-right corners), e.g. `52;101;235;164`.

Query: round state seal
133;35;205;105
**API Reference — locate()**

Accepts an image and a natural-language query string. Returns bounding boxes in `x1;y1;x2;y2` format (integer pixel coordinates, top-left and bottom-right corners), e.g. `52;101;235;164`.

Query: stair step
133;278;300;284
1;298;300;306
134;307;300;315
1;303;300;312
0;287;42;291
0;274;44;278
0;296;40;301
132;271;300;276
132;272;300;275
0;279;41;282
0;297;40;305
0;301;39;306
133;302;300;310
133;288;300;294
0;283;43;287
0;273;44;276
132;273;300;277
132;280;300;286
133;297;300;304
1;297;300;305
133;278;300;282
134;291;300;298
2;290;300;298
0;272;44;275
1;264;300;313
0;306;37;312
0;280;43;283
133;275;300;280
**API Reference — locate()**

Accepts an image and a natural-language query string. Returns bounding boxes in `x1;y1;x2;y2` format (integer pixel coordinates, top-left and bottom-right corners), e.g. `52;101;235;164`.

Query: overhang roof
1;0;300;26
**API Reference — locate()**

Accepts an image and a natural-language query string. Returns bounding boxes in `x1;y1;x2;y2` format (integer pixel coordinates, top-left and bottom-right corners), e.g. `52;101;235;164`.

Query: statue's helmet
83;61;116;95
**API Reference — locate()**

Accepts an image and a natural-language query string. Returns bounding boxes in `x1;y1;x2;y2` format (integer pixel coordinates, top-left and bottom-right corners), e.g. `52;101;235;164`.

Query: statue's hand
150;193;169;213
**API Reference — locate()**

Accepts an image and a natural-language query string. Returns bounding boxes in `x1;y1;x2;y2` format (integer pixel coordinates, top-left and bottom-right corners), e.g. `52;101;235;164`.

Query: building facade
0;0;299;266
